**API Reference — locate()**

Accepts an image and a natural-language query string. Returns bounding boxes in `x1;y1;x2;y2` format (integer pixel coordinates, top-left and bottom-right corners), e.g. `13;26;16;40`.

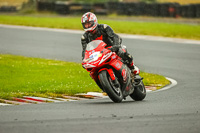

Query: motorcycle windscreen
86;40;106;51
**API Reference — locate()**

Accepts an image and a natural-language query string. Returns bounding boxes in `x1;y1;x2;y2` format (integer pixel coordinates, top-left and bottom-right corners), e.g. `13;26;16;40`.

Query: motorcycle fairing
109;58;123;71
112;63;133;97
121;67;133;96
82;40;135;97
84;41;106;59
98;68;116;81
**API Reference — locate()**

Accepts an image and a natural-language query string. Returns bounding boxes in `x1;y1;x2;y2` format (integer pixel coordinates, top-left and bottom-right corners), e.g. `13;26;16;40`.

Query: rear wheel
99;70;123;103
130;80;146;101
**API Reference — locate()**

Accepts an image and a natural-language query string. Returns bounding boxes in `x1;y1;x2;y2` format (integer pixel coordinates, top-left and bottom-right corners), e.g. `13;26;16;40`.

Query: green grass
0;54;170;100
0;15;82;29
158;0;200;5
0;54;99;99
0;15;199;40
100;20;200;39
140;72;170;89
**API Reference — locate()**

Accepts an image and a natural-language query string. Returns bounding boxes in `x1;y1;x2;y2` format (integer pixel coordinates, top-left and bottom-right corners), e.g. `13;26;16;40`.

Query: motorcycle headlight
85;52;101;63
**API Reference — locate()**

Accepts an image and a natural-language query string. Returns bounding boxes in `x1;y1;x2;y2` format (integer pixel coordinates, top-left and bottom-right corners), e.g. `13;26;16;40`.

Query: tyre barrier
0;2;199;18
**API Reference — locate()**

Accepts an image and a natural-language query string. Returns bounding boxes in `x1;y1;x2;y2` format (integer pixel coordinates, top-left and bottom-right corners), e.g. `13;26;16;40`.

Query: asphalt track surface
0;25;200;133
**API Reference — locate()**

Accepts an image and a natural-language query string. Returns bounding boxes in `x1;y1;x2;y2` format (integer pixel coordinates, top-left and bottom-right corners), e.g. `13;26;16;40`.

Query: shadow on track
83;99;147;105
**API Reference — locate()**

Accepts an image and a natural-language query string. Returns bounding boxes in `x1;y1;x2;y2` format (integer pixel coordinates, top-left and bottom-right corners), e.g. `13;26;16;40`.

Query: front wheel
130;80;146;101
99;70;123;103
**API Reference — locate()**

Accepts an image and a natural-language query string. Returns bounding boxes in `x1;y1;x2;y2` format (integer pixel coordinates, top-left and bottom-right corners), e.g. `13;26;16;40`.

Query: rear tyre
130;80;146;101
99;70;123;103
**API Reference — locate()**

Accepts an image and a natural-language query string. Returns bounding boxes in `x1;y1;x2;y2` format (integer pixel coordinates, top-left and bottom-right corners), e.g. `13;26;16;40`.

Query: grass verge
0;14;200;40
0;54;170;100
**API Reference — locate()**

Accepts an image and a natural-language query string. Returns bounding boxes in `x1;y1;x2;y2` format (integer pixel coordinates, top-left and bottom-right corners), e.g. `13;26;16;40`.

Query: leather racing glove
107;45;120;52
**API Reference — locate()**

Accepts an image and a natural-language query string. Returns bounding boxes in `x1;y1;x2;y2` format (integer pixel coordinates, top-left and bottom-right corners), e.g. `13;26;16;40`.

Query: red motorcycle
82;40;146;103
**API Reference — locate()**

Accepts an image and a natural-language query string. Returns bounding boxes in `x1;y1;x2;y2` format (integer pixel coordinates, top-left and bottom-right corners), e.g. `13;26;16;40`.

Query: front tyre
99;70;123;103
130;80;146;101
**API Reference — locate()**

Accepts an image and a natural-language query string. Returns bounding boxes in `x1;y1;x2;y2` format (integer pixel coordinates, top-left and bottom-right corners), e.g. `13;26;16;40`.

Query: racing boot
128;61;135;83
122;52;137;82
128;61;140;83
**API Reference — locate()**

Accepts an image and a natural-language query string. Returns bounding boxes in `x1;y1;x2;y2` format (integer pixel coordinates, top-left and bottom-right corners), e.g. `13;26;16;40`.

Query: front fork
90;68;120;92
98;68;120;88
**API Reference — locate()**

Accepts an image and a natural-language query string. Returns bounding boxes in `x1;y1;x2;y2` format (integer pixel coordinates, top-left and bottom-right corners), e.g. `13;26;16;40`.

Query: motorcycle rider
81;12;140;79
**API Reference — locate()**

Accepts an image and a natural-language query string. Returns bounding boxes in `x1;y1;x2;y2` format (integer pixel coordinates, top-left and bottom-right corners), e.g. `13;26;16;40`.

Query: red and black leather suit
81;24;134;69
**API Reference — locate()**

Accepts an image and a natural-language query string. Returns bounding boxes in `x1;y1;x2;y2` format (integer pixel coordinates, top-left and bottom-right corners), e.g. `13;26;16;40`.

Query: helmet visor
82;21;95;29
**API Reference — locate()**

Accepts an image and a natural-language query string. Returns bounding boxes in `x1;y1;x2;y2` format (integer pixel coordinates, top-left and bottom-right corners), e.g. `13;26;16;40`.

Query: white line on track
0;103;11;106
0;24;200;45
119;34;200;45
0;24;83;34
150;77;178;93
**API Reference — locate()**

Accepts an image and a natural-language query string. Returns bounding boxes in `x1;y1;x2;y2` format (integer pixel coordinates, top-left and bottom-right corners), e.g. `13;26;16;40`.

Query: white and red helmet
81;12;98;32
